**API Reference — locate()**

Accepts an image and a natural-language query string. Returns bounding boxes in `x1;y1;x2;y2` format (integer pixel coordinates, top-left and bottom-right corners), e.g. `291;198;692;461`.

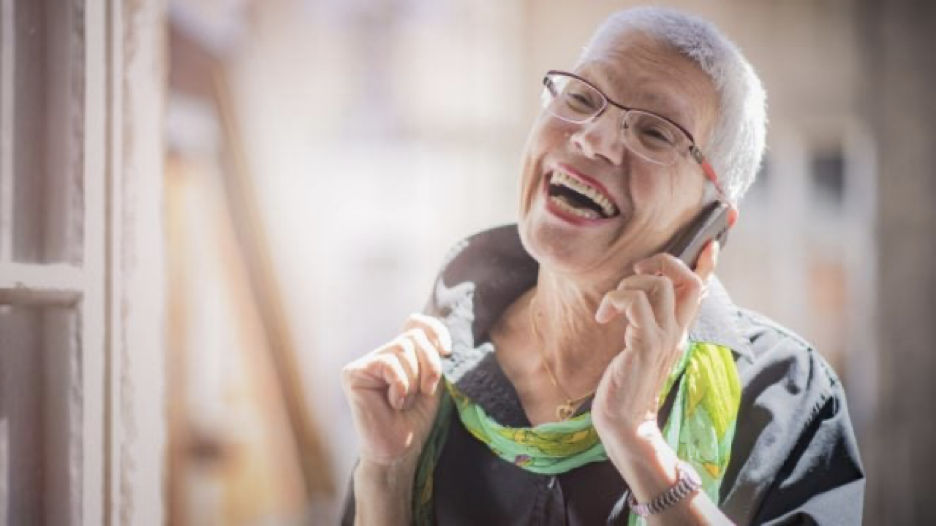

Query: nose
570;109;627;165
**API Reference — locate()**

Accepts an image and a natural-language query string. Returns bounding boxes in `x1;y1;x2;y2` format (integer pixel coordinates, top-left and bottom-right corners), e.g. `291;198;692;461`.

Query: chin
518;214;624;280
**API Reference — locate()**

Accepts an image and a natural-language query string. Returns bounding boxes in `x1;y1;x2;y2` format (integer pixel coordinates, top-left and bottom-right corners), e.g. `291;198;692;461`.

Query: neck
528;267;630;385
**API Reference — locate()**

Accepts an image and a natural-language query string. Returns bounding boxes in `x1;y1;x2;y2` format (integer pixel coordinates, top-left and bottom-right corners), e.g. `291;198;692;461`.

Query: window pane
0;304;77;524
10;0;84;264
810;148;845;208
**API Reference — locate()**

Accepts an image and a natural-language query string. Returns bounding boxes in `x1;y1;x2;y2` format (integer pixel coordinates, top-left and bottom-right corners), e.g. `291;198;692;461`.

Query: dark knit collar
424;224;753;426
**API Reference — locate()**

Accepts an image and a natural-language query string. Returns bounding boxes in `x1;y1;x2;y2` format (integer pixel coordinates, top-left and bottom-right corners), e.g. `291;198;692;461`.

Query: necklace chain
527;295;597;420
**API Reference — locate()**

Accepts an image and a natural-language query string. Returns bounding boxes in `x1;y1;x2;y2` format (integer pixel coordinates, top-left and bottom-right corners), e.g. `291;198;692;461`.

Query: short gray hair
581;7;767;203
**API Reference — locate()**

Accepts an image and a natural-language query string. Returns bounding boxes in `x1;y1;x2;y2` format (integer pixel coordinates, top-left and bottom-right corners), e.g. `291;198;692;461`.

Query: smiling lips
545;166;621;221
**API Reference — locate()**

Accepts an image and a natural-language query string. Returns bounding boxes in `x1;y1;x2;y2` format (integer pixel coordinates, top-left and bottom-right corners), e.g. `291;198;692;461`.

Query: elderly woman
341;7;864;525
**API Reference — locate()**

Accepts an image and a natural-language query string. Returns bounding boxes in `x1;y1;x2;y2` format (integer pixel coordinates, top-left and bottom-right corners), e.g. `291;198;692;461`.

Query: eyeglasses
541;70;724;197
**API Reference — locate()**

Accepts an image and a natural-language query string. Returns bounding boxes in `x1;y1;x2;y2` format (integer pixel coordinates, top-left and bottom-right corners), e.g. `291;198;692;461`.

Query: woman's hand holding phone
591;240;718;439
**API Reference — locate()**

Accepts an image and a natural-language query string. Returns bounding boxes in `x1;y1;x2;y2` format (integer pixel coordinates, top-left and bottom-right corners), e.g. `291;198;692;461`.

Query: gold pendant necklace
528;295;597;421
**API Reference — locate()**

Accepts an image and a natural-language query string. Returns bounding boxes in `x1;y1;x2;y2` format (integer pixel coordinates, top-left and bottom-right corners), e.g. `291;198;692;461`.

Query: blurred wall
860;0;936;523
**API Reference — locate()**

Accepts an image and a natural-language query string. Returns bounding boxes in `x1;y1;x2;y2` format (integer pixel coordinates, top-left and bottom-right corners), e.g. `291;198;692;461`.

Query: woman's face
518;30;719;284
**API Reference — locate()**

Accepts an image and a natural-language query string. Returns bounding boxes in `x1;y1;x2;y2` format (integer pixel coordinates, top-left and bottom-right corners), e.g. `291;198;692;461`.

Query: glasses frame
543;70;726;200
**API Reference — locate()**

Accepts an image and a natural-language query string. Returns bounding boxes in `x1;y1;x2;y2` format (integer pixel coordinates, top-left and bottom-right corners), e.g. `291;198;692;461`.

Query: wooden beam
210;63;336;499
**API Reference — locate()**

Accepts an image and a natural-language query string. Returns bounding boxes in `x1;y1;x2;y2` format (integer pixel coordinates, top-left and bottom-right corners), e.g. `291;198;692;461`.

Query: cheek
518;156;539;216
627;166;673;210
625;165;703;243
630;165;700;211
519;117;575;211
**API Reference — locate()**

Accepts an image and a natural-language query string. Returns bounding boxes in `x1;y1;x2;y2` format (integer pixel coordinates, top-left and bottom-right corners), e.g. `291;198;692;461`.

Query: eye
631;118;679;151
641;127;675;144
561;88;601;114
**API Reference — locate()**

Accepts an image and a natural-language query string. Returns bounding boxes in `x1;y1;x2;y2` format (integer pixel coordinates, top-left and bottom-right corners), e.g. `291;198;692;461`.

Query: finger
633;253;703;327
405;328;444;396
403;313;453;356
388;336;420;393
613;274;675;329
391;336;422;410
693;240;720;283
596;288;656;330
371;354;411;410
633;252;695;283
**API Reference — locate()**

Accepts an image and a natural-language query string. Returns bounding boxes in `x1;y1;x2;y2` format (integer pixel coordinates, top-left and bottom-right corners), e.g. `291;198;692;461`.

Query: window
810;147;846;207
1;0;85;521
1;0;166;523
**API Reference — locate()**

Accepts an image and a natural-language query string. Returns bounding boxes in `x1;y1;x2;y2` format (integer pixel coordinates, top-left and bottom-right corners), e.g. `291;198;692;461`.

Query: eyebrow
578;62;696;134
638;90;694;131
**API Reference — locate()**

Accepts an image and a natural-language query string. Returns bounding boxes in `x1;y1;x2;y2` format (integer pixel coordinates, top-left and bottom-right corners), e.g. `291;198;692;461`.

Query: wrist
354;458;417;526
355;456;418;491
603;419;668;467
603;422;681;503
627;460;702;518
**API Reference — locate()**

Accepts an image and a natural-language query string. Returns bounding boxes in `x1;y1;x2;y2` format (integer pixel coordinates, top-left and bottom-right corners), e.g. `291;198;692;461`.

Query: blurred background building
0;0;934;524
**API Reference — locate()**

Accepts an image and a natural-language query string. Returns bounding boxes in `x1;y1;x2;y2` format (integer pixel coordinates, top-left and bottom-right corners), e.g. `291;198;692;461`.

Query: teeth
551;170;618;217
550;194;601;219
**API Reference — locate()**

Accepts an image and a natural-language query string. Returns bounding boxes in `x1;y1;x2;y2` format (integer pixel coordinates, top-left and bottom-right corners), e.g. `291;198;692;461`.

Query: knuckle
617;286;639;298
374;353;395;369
340;363;356;382
374;339;397;355
410;328;433;348
411;313;443;333
400;327;420;340
396;334;416;352
402;312;428;331
647;275;667;292
418;313;443;331
617;293;632;308
404;315;449;348
661;253;682;267
687;273;704;291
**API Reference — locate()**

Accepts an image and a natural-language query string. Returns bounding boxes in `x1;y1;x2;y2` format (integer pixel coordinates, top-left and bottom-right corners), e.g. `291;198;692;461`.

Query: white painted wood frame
0;0;166;524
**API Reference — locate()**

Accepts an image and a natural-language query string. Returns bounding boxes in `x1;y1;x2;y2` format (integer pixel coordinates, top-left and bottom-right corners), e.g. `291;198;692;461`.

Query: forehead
575;29;717;137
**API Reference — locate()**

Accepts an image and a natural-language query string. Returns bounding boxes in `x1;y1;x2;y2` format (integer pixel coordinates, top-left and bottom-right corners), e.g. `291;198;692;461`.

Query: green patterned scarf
413;341;741;525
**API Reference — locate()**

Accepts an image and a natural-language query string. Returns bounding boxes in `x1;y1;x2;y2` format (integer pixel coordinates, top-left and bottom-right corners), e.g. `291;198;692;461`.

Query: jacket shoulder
735;307;841;397
722;307;864;524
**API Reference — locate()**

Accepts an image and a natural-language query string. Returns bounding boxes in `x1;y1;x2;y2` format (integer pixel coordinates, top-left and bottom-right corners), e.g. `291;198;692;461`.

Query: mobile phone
662;201;732;269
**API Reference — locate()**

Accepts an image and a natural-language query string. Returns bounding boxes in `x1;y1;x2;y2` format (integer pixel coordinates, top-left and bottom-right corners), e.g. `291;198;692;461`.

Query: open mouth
546;169;620;220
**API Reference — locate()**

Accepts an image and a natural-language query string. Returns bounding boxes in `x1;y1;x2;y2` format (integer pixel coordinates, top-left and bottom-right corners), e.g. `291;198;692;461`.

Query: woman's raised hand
590;241;719;443
341;313;453;468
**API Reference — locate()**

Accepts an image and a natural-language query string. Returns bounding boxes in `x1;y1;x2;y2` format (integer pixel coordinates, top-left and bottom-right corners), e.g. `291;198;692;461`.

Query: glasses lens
542;74;606;123
622;110;687;165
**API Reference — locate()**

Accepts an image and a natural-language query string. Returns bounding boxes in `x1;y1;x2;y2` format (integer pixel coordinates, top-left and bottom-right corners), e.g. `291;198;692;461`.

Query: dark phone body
663;201;732;268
